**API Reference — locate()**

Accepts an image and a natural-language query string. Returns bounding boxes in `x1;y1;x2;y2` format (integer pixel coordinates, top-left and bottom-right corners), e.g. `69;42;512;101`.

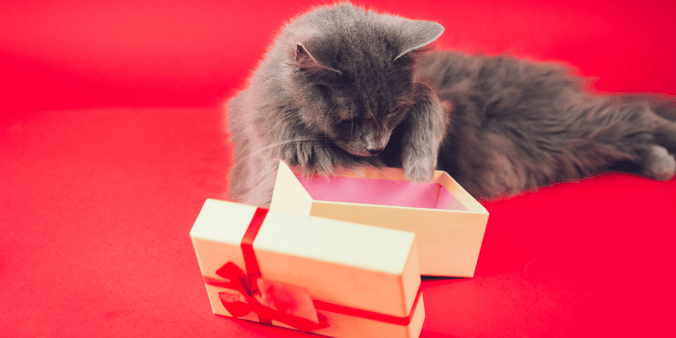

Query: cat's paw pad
643;145;676;181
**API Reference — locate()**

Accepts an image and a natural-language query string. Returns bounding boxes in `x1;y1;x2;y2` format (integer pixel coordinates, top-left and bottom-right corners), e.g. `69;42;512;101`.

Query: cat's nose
366;147;384;156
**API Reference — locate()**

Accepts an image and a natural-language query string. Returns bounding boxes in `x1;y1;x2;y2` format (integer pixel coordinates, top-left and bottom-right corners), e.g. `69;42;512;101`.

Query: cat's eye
336;118;358;136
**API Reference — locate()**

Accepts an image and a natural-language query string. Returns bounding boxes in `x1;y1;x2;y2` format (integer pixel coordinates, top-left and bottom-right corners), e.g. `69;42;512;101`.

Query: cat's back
415;51;482;87
416;51;579;100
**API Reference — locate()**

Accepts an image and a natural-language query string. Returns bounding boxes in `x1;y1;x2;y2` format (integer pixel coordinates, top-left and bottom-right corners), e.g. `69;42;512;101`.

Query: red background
1;1;675;337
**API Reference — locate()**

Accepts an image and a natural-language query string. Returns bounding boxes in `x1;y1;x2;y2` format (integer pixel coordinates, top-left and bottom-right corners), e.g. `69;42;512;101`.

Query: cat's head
282;4;443;157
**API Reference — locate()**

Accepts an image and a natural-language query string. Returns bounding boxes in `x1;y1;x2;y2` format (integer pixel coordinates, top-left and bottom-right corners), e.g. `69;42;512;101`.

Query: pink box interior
295;175;468;211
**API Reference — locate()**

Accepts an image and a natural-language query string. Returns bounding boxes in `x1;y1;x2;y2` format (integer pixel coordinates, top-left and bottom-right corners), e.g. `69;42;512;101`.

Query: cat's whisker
324;111;331;148
238;137;326;163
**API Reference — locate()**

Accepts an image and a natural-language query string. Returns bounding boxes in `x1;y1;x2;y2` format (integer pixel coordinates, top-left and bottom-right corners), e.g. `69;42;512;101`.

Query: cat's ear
295;41;342;74
392;20;444;61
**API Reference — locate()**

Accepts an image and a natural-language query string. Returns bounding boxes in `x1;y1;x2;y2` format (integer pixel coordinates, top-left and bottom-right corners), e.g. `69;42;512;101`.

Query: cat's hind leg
637;106;676;180
590;97;676;181
639;144;676;181
655;118;676;153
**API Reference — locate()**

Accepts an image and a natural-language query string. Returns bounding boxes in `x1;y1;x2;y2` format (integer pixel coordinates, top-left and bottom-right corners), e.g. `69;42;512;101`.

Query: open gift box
190;199;425;337
270;161;489;277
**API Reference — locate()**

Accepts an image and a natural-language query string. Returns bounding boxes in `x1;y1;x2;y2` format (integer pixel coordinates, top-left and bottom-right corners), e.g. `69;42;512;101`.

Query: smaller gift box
190;199;424;337
270;161;489;277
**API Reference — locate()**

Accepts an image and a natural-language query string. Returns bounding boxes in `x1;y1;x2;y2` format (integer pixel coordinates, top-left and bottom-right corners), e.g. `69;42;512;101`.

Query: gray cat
227;3;676;207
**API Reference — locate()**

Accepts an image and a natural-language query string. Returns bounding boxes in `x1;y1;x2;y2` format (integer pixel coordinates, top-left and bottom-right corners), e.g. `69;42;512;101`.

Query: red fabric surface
1;1;675;337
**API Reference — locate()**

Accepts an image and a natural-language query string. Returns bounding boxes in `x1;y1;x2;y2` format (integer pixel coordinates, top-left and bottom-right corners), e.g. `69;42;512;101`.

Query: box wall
269;161;313;215
310;202;487;277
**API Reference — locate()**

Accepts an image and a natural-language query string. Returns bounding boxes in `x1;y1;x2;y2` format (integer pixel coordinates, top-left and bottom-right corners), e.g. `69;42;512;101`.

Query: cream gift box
270;161;489;277
190;199;425;337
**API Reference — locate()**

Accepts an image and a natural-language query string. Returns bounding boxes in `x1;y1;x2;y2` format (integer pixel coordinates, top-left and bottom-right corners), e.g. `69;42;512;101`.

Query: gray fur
227;3;676;207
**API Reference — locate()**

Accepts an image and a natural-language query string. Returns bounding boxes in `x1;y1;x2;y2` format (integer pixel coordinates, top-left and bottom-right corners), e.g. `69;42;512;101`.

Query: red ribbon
204;262;330;331
204;207;422;331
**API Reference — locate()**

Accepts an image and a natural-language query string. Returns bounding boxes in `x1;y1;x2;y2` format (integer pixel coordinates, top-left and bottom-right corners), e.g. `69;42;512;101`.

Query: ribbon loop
207;260;328;331
215;262;250;294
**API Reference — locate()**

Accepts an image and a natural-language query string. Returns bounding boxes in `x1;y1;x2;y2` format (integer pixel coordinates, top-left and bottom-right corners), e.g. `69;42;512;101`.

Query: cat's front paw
293;143;338;178
400;82;445;184
404;160;435;183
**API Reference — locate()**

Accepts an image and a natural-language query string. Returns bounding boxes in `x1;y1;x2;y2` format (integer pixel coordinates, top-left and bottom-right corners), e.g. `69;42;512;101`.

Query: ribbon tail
269;311;330;332
218;292;252;318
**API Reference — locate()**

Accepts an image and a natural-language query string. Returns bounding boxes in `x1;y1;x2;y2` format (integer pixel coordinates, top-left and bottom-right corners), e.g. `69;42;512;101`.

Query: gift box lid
190;199;421;318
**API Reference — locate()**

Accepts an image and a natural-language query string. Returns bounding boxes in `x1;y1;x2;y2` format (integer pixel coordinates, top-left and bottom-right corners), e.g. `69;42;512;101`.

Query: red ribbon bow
205;262;329;331
204;208;328;332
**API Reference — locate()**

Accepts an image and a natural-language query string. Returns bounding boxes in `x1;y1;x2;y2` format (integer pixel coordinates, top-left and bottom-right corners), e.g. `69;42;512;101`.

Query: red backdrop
1;1;675;337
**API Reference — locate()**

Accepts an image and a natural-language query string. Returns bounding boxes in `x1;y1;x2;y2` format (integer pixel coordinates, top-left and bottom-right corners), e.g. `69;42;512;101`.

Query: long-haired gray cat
227;3;676;207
